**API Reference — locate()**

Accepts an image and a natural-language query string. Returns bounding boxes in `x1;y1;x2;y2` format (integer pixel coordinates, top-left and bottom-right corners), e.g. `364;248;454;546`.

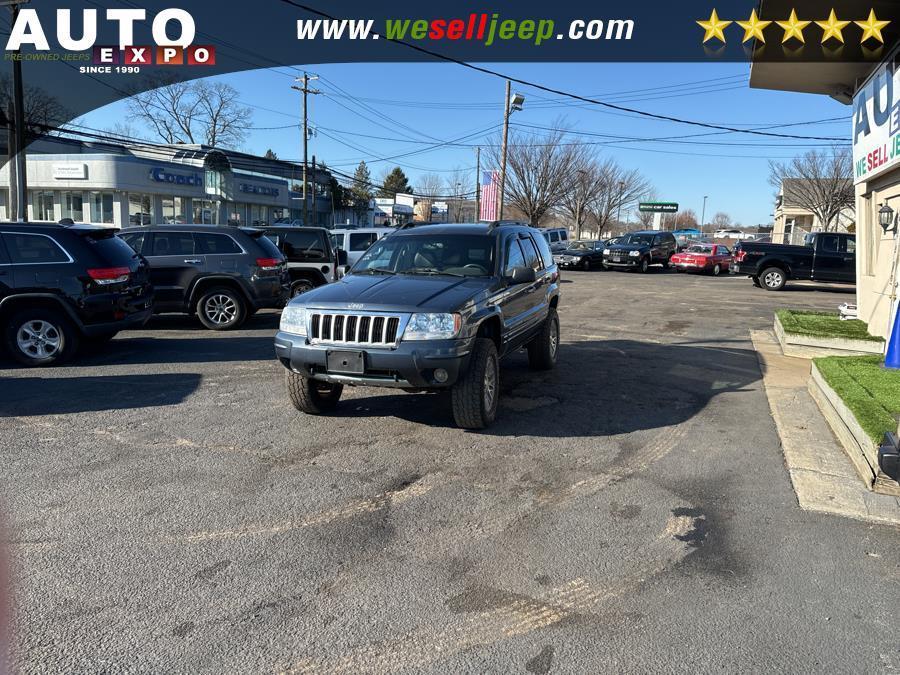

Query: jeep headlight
603;249;610;255
280;305;308;336
403;313;461;340
629;250;641;257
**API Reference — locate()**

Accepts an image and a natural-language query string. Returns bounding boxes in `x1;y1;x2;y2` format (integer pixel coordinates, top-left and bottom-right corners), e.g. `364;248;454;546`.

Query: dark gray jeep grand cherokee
274;222;561;429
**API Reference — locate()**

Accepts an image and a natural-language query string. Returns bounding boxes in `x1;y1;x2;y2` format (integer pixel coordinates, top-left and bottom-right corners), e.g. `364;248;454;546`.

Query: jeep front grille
309;311;405;346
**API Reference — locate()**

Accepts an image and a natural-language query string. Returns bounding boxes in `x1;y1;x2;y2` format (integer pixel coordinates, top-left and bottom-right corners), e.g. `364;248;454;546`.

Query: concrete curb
750;330;900;526
774;314;884;359
809;362;900;498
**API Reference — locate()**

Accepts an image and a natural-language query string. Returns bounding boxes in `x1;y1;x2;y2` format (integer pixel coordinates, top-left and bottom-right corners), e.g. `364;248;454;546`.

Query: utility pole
3;0;30;221
292;72;319;225
475;147;481;221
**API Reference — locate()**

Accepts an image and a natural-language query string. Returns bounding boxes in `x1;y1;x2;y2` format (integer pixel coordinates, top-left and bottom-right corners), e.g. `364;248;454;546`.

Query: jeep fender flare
0;293;85;329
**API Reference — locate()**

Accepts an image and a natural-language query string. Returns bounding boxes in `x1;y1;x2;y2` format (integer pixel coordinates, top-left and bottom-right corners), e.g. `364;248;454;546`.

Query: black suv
0;223;153;366
119;225;289;330
261;226;347;297
274;222;561;429
603;231;677;272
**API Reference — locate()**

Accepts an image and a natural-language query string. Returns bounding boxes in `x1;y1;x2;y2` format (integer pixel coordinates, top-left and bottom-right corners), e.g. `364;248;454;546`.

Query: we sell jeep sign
853;53;900;184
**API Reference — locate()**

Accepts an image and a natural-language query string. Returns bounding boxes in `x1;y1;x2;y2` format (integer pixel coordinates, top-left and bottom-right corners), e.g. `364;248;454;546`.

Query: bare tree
635;190;658;228
768;147;854;232
588;158;651;238
712;212;732;229
560;153;607;240
127;75;252;148
416;172;443;197
0;75;71;135
444;167;469;222
489;125;583;226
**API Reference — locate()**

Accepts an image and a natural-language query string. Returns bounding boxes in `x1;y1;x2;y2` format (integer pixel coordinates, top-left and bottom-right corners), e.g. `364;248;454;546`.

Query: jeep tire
527;308;560;371
286;371;343;414
451;338;499;430
196;286;247;330
6;307;79;367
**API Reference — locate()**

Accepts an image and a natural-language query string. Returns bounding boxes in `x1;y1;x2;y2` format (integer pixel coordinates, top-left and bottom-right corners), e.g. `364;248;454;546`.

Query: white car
329;227;395;267
714;229;756;240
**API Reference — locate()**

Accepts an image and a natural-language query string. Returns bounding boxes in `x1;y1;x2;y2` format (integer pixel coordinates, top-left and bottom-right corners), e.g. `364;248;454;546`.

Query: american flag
480;170;499;221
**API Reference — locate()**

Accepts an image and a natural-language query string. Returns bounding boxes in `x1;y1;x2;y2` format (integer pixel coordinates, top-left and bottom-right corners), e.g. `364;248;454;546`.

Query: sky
79;61;852;227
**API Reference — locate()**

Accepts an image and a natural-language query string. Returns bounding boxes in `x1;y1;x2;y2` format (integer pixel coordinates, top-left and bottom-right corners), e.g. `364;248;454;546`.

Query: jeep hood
293;273;495;313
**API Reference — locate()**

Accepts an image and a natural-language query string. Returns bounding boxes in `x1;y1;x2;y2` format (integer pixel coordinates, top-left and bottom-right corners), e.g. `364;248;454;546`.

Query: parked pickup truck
732;232;856;291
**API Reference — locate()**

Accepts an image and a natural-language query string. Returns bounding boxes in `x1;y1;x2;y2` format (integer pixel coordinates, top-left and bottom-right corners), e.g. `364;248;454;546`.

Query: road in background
2;270;897;673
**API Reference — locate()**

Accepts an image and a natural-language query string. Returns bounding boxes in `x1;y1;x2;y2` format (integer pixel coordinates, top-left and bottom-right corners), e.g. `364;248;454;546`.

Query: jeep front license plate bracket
326;350;365;374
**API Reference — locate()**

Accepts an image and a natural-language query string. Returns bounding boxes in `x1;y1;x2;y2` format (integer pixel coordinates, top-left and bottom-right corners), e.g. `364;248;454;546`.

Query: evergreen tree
350;161;373;222
264;148;278;160
379;167;412;197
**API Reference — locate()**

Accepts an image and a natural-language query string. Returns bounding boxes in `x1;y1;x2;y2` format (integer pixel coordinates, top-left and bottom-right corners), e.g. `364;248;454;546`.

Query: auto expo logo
4;8;215;68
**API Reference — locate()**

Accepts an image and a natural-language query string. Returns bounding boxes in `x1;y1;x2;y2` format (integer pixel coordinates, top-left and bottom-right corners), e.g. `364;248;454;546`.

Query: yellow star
735;9;772;43
855;9;890;43
697;9;732;43
816;9;851;43
776;8;812;43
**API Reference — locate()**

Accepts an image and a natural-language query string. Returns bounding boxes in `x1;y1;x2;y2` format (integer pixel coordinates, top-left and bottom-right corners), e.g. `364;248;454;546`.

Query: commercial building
772;179;855;245
0;135;336;228
751;11;899;339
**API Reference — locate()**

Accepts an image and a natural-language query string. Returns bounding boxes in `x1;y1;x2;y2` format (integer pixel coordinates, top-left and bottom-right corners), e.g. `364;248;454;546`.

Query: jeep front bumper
274;332;475;388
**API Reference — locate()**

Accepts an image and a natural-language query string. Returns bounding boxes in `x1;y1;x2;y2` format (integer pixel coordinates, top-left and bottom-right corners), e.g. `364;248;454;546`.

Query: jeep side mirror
509;266;536;284
336;248;348;266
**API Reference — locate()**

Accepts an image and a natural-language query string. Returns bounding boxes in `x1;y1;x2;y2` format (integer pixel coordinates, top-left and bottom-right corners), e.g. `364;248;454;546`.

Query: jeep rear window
86;233;141;265
255;235;283;260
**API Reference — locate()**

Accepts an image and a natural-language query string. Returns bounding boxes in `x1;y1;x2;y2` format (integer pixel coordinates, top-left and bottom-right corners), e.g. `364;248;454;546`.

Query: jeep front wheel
451;338;499;430
285;371;343;414
527;308;560;370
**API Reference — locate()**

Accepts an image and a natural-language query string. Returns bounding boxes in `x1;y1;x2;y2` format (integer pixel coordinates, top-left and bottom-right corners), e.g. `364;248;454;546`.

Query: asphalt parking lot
2;268;899;673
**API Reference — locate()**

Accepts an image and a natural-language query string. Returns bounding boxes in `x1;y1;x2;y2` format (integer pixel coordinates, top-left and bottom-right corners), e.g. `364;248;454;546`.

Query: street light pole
497;83;525;222
701;195;709;235
497;81;511;221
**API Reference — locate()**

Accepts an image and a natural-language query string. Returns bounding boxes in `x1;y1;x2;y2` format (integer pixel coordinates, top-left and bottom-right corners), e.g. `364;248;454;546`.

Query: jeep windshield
352;234;495;277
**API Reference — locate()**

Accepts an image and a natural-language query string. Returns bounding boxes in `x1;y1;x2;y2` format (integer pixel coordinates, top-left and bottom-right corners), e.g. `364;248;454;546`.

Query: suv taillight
256;257;283;271
87;267;131;284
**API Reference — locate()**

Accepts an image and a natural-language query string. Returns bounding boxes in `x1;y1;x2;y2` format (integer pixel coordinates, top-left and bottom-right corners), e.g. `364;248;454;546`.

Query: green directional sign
639;202;678;213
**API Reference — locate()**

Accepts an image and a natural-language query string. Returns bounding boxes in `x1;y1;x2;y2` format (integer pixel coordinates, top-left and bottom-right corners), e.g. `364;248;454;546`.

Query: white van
329;227;395;267
539;227;570;252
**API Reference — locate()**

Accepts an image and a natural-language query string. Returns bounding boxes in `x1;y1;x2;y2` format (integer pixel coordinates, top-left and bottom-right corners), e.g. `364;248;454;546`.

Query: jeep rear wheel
196;287;247;330
286;371;343;414
527;308;560;371
6;308;79;367
451;338;499;430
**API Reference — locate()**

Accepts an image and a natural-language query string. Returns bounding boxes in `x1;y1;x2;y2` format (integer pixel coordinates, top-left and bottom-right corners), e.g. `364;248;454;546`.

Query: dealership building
752;14;899;340
0;136;335;228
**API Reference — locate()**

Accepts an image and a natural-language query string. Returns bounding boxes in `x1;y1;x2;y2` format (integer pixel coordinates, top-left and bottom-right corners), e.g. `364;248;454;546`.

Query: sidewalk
750;329;900;526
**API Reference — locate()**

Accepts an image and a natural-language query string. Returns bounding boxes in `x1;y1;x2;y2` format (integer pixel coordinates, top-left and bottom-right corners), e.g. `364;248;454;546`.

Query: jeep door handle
183;258;202;264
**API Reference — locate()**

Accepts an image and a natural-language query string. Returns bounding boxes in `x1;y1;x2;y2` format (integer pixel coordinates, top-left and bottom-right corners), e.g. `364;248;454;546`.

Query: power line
276;0;848;142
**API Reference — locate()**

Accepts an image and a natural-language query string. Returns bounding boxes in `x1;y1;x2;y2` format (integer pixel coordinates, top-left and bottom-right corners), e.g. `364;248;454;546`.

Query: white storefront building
0;137;333;228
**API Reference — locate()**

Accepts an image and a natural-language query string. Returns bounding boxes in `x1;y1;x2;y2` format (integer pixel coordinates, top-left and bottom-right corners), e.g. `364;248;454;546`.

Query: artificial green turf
776;309;883;343
814;356;900;442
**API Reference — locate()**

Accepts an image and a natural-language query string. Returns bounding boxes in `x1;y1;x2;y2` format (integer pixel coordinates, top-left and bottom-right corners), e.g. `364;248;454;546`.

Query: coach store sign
149;167;204;187
53;163;88;179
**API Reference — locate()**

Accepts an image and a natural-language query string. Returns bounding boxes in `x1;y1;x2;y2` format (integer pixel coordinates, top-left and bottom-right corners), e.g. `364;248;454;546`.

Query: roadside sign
639;202;678;213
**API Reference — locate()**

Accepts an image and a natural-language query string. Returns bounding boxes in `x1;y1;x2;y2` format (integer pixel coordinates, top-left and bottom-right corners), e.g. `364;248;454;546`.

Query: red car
671;243;731;276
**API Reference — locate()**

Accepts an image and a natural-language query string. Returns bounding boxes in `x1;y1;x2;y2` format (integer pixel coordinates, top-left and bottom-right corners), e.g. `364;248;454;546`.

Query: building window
227;203;247;226
0;189;7;220
90;191;114;224
250;204;268;226
60;191;84;222
128;193;152;226
193;199;218;224
161;196;186;224
34;191;55;221
271;207;285;222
